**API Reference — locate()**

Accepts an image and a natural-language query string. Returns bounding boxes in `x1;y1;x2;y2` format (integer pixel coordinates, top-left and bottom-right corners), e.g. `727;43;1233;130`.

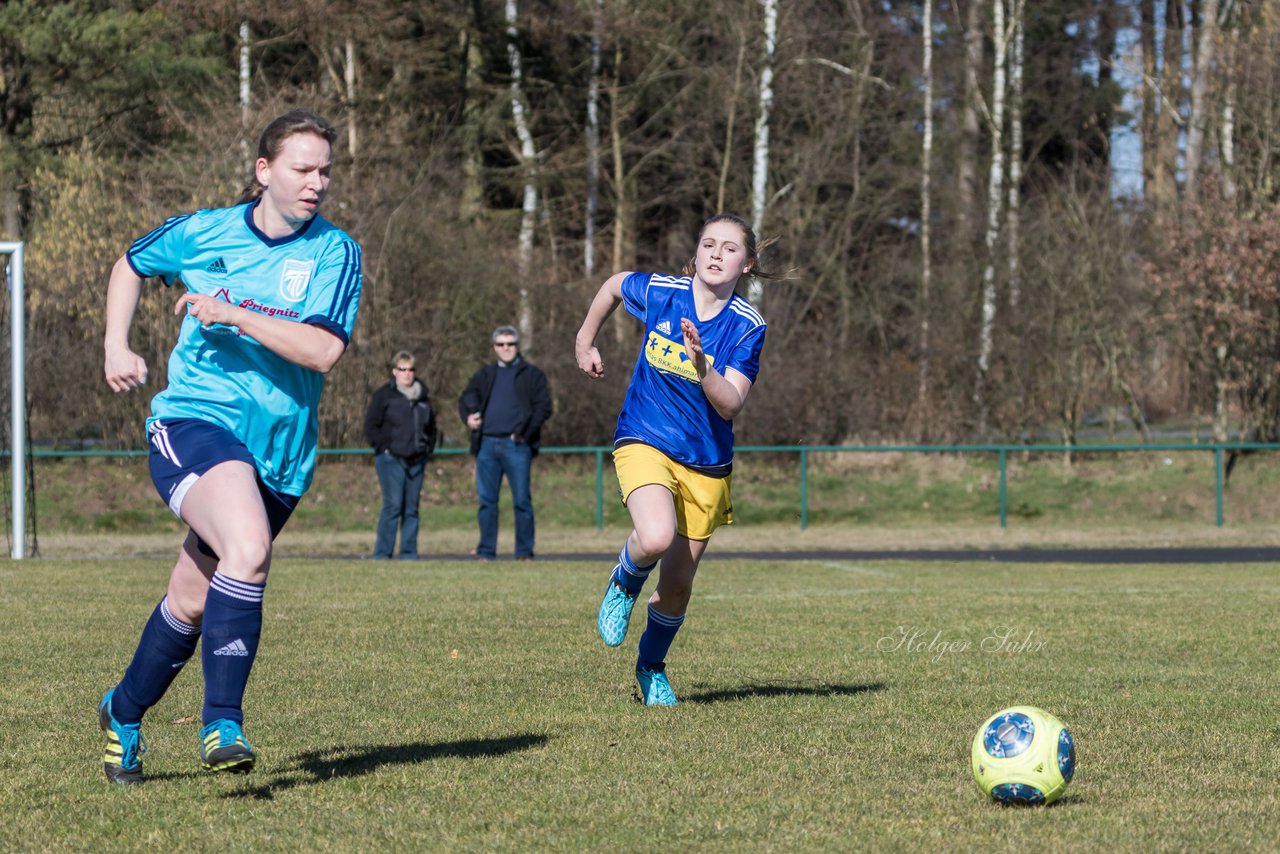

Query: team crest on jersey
656;320;673;336
644;330;713;382
279;259;313;303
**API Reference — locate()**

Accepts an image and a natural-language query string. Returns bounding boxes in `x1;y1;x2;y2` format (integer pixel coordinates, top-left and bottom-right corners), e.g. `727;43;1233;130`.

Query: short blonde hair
392;350;415;369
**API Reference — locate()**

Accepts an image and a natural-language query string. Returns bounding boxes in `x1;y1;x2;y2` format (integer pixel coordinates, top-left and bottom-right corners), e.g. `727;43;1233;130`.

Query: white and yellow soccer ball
971;706;1075;805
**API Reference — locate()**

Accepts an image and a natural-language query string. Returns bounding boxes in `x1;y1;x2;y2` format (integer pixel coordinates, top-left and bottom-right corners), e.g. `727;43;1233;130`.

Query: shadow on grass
223;733;549;800
680;681;887;705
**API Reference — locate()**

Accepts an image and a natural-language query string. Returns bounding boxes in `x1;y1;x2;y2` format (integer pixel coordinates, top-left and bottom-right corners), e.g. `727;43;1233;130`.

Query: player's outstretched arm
104;255;150;393
575;271;630;379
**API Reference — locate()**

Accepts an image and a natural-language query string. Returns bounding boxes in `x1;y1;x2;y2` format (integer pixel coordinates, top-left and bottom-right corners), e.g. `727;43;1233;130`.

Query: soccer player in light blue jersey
575;213;772;706
97;110;362;784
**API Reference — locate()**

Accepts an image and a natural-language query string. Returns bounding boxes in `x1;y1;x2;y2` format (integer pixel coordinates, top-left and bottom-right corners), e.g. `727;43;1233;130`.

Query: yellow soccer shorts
612;442;733;541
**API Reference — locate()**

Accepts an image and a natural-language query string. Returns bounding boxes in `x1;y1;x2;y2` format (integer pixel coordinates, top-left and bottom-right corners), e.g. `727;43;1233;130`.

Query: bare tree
716;36;747;214
748;0;778;304
344;38;358;160
1220;16;1238;201
506;0;538;340
957;0;986;246
1150;0;1184;216
239;21;251;170
1006;0;1024;309
584;0;604;278
916;0;935;439
975;0;1009;429
460;19;485;221
1185;0;1221;203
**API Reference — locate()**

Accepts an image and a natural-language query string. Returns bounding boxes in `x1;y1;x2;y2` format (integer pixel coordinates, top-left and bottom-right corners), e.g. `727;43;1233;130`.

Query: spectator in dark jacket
457;326;552;560
365;350;438;559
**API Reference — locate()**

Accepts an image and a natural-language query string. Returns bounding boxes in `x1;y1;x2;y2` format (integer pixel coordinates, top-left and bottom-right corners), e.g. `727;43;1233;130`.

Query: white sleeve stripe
728;298;765;326
649;274;690;290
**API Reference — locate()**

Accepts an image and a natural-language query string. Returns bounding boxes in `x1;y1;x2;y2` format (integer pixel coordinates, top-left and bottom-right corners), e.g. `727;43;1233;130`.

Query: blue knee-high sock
201;573;265;726
637;605;685;670
112;597;201;724
611;543;657;595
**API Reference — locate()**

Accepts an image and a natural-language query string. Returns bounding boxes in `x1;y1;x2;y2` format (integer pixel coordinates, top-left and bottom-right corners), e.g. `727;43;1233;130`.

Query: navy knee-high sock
610;543;657;595
637;605;685;670
113;597;201;724
201;573;265;726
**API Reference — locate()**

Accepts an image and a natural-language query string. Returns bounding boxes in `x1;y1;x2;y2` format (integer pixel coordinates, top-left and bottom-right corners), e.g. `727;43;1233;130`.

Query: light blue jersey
127;200;362;496
614;272;766;474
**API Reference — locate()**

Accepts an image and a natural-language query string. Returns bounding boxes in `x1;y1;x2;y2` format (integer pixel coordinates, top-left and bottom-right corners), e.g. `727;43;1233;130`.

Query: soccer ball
971;706;1075;805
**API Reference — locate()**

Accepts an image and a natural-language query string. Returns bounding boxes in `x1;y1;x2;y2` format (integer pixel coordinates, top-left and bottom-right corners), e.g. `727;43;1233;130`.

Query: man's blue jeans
475;435;534;558
373;452;425;559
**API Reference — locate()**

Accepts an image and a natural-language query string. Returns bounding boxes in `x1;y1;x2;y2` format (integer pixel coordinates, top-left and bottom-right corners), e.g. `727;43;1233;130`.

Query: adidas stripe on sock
611;543;657;595
637;605;686;670
201;572;265;726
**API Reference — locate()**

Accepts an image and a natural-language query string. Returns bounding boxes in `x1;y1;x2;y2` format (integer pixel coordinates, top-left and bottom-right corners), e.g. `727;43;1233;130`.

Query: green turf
2;558;1277;850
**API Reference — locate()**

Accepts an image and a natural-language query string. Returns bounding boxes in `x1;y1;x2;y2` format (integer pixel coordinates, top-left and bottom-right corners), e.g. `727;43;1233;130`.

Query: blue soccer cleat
597;576;639;647
99;688;146;785
635;664;678;706
199;719;256;774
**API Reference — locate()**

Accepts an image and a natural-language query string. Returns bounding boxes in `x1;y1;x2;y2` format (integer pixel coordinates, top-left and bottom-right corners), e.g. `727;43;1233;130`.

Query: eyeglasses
393;366;414;372
493;341;518;348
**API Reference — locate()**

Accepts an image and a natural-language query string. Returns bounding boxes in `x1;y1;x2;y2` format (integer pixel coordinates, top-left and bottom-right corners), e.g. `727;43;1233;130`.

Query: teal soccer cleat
635;664;679;706
99;688;146;785
597;576;639;647
200;719;256;774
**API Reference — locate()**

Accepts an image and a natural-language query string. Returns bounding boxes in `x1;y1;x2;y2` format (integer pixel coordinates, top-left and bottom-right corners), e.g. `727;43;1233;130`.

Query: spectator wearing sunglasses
457;326;552;560
365;350;438;560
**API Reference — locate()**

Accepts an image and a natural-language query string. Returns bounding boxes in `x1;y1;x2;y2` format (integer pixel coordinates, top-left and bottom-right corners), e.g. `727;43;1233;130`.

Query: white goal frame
2;242;25;559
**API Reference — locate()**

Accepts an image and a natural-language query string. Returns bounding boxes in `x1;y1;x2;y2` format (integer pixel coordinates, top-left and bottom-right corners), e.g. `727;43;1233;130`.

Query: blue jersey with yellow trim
127;200;362;496
614;272;766;472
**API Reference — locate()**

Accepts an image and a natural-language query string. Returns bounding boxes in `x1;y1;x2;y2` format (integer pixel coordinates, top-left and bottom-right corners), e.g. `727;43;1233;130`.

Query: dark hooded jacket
364;378;439;465
456;356;552;456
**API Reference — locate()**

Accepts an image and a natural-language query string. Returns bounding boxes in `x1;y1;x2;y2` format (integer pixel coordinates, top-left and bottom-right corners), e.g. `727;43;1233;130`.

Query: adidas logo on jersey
205;257;229;275
213;639;249;657
656;320;673;336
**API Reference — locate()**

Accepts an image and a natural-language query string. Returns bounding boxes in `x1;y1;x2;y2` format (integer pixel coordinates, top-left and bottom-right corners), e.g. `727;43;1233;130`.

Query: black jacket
364;378;439;464
457;357;552;456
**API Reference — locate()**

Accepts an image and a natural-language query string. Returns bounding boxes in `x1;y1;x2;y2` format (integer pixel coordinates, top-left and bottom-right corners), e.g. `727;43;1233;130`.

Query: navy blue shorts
148;418;300;558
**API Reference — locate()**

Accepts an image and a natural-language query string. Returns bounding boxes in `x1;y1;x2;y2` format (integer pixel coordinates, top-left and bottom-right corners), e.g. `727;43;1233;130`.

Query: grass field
2;556;1277;850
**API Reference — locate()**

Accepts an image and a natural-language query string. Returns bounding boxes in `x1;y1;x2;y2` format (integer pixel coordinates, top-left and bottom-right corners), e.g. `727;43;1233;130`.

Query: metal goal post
2;242;25;559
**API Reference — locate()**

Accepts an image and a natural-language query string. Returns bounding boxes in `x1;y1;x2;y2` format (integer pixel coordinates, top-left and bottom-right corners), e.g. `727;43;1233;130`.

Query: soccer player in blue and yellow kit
97;110;362;784
575;213;770;705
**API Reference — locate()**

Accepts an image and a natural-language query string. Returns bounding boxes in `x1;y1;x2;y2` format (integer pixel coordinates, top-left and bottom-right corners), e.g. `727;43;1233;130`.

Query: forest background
2;0;1278;452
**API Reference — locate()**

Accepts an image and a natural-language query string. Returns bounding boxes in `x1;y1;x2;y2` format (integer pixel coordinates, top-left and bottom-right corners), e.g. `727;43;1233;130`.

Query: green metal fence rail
20;441;1280;530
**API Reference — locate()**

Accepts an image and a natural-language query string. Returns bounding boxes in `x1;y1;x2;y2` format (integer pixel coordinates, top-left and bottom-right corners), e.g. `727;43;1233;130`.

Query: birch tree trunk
916;0;934;440
584;0;603;278
1221;21;1237;201
975;0;1007;429
1006;0;1023;310
506;0;538;340
344;38;358;161
1185;0;1220;203
240;21;251;171
748;0;778;304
